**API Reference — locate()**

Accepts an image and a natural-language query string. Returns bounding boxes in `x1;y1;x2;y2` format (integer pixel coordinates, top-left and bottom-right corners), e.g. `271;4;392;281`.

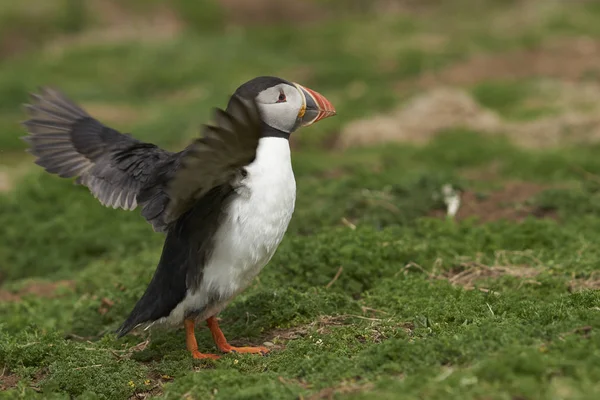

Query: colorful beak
294;83;336;126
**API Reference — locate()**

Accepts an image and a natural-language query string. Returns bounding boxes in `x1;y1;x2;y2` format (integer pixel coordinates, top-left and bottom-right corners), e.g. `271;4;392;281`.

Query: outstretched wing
22;87;174;215
22;88;262;234
160;94;263;226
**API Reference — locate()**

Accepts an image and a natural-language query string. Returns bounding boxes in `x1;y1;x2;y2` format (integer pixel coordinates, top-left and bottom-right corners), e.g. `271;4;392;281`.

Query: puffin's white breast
164;137;296;324
203;137;296;296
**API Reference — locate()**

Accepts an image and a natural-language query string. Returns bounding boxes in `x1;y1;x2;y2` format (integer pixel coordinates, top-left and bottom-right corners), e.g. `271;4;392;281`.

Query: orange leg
206;316;269;355
184;319;220;360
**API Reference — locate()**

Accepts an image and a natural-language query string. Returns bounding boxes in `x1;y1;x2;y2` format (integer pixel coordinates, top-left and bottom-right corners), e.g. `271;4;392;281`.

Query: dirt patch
0;29;33;60
98;297;115;315
531;80;600;113
337;83;600;149
129;377;164;400
406;252;543;291
441;263;541;291
416;37;600;88
340;36;600;151
0;368;46;392
268;315;349;344
0;160;33;193
337;87;501;149
218;0;436;27
220;315;352;350
460;161;503;182
0;280;75;302
218;0;328;26
0;171;10;192
507;111;600;148
43;1;183;56
261;314;411;351
429;181;558;223
222;314;411;352
307;381;375;400
0;371;19;391
568;272;600;292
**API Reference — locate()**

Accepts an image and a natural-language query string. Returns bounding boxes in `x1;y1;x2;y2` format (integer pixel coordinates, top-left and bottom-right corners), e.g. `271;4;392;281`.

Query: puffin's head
228;76;336;136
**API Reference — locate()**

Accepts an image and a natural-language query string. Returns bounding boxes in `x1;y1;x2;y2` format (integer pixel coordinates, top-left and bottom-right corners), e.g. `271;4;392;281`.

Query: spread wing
21;87;174;215
160;95;262;226
22;88;262;233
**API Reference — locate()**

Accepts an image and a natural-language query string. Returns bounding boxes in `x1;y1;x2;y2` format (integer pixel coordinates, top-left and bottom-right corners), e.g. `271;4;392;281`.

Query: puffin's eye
276;93;286;103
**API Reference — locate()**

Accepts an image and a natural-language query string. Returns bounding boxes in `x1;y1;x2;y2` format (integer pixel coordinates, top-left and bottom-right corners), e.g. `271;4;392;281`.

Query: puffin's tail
115;231;190;338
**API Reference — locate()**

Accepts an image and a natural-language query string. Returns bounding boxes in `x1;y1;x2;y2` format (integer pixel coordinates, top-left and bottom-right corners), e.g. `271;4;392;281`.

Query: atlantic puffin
21;76;336;359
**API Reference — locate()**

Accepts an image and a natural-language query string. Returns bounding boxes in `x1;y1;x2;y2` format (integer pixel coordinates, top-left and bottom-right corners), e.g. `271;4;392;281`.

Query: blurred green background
1;1;600;399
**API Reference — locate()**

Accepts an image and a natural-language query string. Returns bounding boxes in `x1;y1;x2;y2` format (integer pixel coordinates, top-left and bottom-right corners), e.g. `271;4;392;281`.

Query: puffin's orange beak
294;83;336;126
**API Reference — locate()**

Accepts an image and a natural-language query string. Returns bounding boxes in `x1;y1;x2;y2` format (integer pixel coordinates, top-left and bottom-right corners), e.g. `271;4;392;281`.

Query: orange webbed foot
185;318;221;361
191;350;221;360
225;345;269;355
206;316;270;356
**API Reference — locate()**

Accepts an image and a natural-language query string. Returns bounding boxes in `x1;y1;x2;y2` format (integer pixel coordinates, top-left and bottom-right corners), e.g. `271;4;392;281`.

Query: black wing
22;88;262;234
115;95;263;337
161;94;262;225
22;87;175;231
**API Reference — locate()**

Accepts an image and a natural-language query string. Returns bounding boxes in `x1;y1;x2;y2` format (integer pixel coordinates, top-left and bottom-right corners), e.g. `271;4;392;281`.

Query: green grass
2;132;600;399
2;1;600;399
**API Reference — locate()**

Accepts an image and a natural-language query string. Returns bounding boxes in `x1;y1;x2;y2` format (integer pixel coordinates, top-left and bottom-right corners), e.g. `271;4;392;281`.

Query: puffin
21;76;336;359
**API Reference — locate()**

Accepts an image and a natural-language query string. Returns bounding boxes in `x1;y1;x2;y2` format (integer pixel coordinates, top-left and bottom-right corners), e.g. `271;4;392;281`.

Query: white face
255;83;304;134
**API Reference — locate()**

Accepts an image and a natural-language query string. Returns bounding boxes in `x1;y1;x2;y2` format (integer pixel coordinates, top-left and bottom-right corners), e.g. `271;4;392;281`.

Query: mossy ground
1;1;600;399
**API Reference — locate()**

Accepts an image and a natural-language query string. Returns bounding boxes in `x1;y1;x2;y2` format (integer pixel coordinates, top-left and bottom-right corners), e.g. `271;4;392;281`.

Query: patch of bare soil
337;83;600;150
0;368;46;392
129;375;164;400
218;0;434;26
339;36;600;150
0;280;75;302
261;314;411;352
0;371;19;391
337;87;501;149
44;1;183;55
441;263;541;291
218;0;328;26
222;315;352;351
267;315;349;345
406;252;543;291
460;161;503;182
0;160;34;193
0;30;32;59
507;110;600;148
417;37;600;87
429;181;558;223
306;381;375;400
568;272;600;292
0;171;10;192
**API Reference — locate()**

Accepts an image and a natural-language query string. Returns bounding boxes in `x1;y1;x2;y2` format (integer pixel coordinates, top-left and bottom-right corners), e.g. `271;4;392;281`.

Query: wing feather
22;87;174;229
162;95;262;225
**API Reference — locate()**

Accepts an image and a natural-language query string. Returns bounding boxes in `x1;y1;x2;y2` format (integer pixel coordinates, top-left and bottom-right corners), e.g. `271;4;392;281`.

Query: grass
1;1;600;399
